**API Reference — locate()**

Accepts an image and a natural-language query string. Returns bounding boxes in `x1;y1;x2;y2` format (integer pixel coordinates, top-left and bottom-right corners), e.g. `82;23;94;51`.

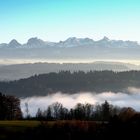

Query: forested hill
1;70;140;97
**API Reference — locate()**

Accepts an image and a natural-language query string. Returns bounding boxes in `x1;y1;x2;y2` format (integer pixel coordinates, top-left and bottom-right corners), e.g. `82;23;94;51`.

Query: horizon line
1;36;139;44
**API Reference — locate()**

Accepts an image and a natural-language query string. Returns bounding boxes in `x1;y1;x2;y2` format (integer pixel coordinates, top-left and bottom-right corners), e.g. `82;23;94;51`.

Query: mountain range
0;37;140;64
0;37;140;63
0;36;139;48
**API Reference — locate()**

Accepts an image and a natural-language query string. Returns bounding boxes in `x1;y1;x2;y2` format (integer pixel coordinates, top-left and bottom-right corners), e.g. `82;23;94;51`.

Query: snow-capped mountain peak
26;37;46;47
8;39;21;47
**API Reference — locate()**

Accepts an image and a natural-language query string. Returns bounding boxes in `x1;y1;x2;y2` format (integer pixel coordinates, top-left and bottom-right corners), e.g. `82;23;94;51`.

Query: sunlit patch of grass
0;120;101;133
0;121;41;127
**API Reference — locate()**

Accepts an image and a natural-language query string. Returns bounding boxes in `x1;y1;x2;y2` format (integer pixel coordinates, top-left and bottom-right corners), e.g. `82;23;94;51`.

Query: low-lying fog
1;58;140;65
21;87;140;116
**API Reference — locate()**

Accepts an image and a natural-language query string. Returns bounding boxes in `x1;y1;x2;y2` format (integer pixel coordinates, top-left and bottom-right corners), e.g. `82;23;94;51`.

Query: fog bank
20;87;140;116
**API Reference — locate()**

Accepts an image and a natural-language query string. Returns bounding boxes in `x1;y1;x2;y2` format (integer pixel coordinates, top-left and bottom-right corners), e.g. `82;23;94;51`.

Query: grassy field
0;120;100;131
0;120;41;127
0;120;103;140
0;120;138;140
0;120;41;135
0;121;41;139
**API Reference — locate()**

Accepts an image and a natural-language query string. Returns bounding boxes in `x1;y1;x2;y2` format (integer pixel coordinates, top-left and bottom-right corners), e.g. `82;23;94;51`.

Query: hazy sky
0;0;140;43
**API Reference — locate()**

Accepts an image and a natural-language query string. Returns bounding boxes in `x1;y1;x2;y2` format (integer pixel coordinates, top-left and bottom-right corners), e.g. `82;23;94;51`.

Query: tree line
1;70;140;97
34;101;136;122
0;92;138;122
0;92;140;140
0;92;22;120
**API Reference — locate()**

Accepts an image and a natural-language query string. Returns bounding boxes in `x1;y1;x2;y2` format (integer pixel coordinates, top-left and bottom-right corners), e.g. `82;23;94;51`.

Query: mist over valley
20;88;140;116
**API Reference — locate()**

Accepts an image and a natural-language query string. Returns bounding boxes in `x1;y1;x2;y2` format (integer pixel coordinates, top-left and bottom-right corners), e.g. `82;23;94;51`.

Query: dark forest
0;70;140;97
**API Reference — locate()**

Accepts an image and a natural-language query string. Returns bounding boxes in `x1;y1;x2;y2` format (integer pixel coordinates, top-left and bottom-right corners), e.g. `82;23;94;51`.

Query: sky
0;0;140;43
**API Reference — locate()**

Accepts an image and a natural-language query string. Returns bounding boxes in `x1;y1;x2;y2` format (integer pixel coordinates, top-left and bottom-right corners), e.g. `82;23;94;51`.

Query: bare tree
25;102;30;119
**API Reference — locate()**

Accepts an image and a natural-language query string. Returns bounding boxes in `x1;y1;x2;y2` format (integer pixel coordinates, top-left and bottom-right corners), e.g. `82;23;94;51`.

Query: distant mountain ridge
0;37;140;62
0;36;139;48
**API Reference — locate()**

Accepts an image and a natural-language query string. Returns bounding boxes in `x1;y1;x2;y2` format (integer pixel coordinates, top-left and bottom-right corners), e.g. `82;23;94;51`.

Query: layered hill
0;70;140;97
0;62;138;81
